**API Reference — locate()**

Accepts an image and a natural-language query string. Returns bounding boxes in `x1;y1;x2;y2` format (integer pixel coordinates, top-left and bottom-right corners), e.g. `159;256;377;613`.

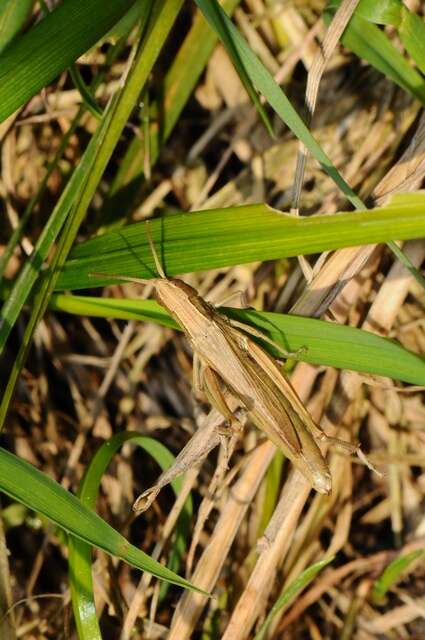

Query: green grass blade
49;292;425;386
57;193;425;291
255;556;334;640
257;451;284;537
69;432;193;639
326;0;401;26
0;446;202;592
0;0;35;53
69;64;103;120
0;0;135;123
324;4;425;104
194;0;273;137
399;6;425;75
372;550;424;605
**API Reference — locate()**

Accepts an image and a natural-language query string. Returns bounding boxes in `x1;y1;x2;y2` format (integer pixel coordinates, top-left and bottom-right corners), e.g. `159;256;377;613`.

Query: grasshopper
93;224;338;495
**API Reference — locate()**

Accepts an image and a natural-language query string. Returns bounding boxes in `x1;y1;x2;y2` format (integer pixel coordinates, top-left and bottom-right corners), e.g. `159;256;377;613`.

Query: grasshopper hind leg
229;318;307;361
315;430;382;477
200;365;244;435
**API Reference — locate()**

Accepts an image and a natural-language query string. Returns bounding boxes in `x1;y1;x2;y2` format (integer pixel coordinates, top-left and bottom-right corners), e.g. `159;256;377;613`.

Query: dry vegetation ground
1;1;425;639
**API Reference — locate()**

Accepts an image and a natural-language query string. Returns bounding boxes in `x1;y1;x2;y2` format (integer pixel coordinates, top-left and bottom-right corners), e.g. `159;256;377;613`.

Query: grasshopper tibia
316;432;382;477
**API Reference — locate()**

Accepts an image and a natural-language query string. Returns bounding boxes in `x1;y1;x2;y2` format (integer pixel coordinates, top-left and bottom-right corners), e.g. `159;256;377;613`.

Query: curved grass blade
194;0;273;137
69;432;193;639
371;549;424;605
0;446;201;593
399;6;425;75
255;556;334;640
49;293;425;386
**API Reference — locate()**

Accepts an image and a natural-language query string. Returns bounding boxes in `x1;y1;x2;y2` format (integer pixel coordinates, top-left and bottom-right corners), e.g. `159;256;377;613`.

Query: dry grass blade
291;0;361;214
168;442;275;639
292;111;425;317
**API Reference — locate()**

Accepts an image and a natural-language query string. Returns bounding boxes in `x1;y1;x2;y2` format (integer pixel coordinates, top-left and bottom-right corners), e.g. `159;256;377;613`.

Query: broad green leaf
49;292;425;386
255;557;334;640
0;446;202;592
0;0;136;123
372;550;424;604
57;192;425;291
0;0;35;53
69;432;193;639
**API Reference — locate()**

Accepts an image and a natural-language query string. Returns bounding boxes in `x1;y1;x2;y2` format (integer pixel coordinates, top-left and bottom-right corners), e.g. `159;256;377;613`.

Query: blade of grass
57;193;425;290
257;451;284;538
326;0;401;27
399;6;425;75
254;556;334;640
69;65;103;120
324;1;425;104
69;432;193;639
371;549;424;605
48;292;425;386
0;0;136;124
194;1;273;137
0;0;35;54
0;446;202;592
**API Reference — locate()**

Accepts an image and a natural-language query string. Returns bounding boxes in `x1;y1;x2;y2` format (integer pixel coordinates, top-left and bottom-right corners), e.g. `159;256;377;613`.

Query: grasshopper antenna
145;220;166;279
89;221;165;285
89;272;152;285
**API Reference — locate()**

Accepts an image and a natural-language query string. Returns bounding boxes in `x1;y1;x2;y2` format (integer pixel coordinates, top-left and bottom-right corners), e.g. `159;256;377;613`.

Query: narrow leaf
69;432;193;638
0;0;135;123
372;550;424;604
255;556;334;640
0;446;202;591
49;292;425;386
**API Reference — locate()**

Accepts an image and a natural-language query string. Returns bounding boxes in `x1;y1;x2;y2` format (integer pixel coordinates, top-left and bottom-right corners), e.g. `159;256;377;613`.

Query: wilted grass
0;1;425;638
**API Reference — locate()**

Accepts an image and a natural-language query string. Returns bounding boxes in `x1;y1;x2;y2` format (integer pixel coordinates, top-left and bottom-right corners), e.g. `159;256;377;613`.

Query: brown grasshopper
92;223;363;496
